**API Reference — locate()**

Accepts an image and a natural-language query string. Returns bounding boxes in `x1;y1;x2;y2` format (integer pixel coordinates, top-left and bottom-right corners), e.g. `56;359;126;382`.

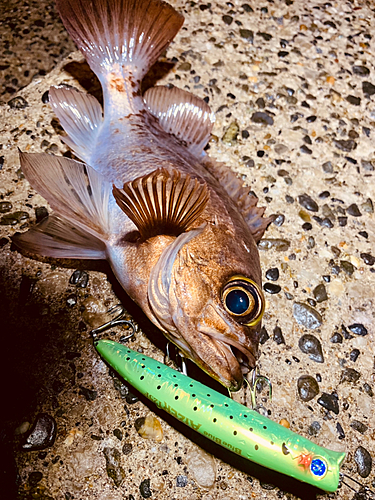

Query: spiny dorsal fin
144;86;215;156
56;0;184;81
113;168;209;240
202;157;274;243
49;86;103;163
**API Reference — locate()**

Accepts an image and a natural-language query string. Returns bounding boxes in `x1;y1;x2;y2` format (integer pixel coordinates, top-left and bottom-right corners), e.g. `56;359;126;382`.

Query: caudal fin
56;0;184;82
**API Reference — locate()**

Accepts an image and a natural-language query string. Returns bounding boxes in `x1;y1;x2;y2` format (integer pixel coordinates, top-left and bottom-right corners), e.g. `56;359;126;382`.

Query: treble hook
164;342;188;375
244;366;272;411
91;304;137;342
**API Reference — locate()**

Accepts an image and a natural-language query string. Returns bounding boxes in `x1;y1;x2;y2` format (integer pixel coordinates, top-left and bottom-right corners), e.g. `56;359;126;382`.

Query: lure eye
222;275;264;327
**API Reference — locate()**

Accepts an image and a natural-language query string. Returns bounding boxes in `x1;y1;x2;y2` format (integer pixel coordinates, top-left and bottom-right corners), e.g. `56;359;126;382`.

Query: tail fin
56;0;184;81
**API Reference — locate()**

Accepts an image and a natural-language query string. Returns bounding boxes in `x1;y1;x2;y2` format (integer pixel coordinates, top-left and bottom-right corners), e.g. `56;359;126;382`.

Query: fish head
148;222;265;392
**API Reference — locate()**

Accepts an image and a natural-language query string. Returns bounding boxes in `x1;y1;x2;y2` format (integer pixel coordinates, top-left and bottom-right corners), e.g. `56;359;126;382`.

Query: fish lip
200;329;257;371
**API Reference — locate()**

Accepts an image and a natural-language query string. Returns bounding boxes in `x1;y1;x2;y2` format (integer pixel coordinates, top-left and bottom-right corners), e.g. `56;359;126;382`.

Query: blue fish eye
225;289;250;315
221;276;264;326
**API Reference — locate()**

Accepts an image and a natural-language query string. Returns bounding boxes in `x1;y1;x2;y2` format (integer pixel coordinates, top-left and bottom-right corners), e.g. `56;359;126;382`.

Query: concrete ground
0;0;374;499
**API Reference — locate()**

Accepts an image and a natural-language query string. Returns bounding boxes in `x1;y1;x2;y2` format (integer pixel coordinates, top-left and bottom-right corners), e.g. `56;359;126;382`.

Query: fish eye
221;275;264;327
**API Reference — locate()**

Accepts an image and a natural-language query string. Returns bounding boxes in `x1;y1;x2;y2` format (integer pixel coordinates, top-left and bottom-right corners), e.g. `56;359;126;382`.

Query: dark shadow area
62;57;177;105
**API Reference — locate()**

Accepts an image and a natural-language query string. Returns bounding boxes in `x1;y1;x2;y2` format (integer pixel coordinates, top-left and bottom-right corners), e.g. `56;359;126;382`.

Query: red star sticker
297;453;313;469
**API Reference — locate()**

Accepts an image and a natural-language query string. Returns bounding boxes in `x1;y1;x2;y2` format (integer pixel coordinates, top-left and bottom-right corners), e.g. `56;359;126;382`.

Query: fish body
14;0;273;391
95;339;346;492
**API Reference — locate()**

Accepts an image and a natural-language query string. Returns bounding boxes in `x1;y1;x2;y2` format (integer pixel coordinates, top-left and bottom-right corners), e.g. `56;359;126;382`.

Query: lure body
96;340;345;492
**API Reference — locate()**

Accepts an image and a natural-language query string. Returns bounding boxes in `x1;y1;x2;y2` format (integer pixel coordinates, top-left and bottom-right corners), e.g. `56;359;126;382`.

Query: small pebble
350;349;360;362
348;324;368;336
135;414;163;442
346;204;362;216
186;448;216;488
35;206;48;223
265;268;279;281
113;428;123;441
330;332;343;344
322;161;333;173
363;81;375;96
69;270;89;288
28;471;43;487
340;260;355;276
334;139;357;152
272;214;285;227
126;392;139;404
313;284;327;303
354;446;372;478
263;283;281;294
140;478;152;498
23;414;57;450
176;475;188;487
340;368;360;384
251;111;274;126
279;419;290;428
317;393;339;414
293;303;322;330
222;15;233;25
0;201;12;213
259;326;269;344
308;421;321;437
363;383;373;397
298;193;319;212
79;386;97;401
350;420;368;434
239;29;254;42
103;447;126;487
353;66;370;76
273;326;285;345
298;334;324;363
8;96;28;109
297;375;319;402
336;423;345;440
222;121;239;144
258;239;290;251
122;442;132;455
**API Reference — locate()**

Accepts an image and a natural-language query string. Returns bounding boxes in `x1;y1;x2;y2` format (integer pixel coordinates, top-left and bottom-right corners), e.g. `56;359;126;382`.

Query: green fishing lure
95;339;345;492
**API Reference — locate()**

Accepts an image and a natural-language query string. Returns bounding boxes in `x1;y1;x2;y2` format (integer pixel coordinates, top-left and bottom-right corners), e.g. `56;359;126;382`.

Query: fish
95;339;346;493
13;0;273;392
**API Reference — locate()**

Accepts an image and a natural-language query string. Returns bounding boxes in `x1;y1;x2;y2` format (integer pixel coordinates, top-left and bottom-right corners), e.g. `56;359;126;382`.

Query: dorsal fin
49;86;103;163
202;157;274;242
56;0;184;82
112;168;209;240
144;86;215;156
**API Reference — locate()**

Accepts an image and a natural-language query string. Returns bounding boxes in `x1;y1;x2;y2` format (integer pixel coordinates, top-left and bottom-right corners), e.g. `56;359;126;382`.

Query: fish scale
95;339;345;492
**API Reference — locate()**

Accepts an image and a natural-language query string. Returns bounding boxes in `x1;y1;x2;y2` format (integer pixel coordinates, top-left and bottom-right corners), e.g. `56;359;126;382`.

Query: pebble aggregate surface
0;0;374;499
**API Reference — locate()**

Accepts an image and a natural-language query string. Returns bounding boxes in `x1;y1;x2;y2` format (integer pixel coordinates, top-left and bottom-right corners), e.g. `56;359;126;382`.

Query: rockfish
14;0;272;391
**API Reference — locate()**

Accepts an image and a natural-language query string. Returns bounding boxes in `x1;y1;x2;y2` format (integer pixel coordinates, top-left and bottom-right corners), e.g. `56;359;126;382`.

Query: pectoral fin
112;168;209;240
144;86;215;156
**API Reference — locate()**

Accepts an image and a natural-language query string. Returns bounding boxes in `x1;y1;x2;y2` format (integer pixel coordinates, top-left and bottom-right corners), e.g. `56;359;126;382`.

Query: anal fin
113;168;209;240
13;215;106;260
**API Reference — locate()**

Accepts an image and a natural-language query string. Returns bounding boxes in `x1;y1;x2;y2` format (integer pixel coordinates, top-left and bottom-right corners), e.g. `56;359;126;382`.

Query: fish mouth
202;331;257;389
